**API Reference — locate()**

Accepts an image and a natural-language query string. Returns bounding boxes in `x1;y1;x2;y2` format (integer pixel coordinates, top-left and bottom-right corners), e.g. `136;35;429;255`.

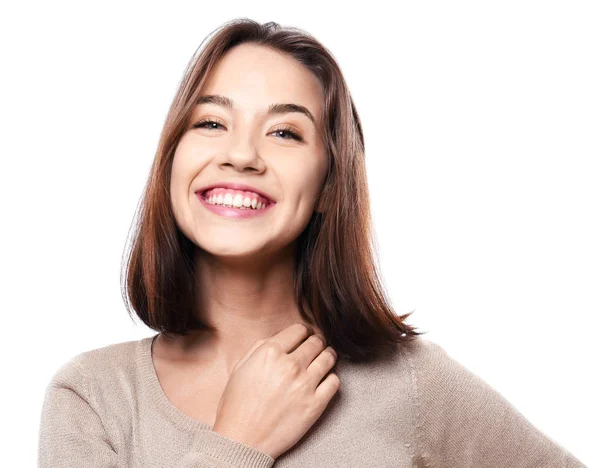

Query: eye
192;118;226;131
191;119;304;142
269;125;304;142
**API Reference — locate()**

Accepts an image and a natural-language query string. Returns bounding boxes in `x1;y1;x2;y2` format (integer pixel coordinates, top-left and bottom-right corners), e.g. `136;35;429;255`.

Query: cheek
169;143;199;232
169;151;185;209
171;138;195;179
281;147;326;188
170;137;205;197
277;174;325;235
286;158;327;208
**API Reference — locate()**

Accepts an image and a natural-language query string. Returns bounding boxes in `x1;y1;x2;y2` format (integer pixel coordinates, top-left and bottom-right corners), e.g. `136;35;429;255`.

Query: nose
219;131;266;173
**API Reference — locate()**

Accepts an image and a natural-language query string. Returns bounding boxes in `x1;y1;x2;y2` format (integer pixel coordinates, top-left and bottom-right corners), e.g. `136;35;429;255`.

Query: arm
405;339;587;467
38;355;274;468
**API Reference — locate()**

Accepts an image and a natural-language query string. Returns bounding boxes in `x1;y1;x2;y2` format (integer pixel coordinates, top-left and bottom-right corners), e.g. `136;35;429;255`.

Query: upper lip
195;182;276;203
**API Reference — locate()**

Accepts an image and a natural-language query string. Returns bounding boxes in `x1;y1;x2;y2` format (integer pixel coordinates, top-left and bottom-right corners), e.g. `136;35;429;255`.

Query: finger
268;322;315;354
291;334;328;368
314;372;341;408
306;346;337;386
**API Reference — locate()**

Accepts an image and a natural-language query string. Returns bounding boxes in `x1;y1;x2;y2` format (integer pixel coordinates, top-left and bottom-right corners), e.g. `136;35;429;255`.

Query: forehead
199;43;323;120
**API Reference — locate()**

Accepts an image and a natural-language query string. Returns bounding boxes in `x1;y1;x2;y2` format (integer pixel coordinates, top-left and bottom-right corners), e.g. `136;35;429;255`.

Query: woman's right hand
212;322;340;460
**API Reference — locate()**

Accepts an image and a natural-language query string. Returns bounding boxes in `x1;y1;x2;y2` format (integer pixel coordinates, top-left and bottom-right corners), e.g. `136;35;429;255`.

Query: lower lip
196;192;276;219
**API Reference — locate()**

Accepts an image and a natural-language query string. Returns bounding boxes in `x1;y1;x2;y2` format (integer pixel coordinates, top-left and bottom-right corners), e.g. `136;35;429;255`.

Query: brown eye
192;119;225;130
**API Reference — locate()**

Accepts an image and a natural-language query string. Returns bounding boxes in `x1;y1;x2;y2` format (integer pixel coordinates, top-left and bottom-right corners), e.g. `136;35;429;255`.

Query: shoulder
395;335;508;410
397;335;484;383
44;336;149;439
40;338;148;464
46;337;144;406
393;337;586;466
50;338;140;381
392;335;518;442
396;334;454;366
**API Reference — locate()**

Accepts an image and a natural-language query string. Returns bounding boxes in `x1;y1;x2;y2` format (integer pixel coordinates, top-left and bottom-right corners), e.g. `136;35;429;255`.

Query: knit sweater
38;333;586;467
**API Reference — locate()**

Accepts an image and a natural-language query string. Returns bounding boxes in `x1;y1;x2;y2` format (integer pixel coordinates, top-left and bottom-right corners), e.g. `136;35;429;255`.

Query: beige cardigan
38;333;586;467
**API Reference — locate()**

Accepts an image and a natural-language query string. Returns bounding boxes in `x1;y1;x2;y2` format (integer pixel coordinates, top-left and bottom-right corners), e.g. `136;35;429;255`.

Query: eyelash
191;118;304;142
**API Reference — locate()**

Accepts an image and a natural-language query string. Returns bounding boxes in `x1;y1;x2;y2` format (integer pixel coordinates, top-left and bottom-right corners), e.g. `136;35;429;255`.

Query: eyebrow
195;94;317;127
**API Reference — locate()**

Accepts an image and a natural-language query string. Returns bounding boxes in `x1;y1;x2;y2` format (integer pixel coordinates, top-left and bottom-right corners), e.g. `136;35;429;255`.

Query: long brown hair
121;18;426;363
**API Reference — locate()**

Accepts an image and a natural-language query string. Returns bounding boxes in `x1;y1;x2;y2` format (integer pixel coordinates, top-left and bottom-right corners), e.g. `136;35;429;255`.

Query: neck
162;243;316;375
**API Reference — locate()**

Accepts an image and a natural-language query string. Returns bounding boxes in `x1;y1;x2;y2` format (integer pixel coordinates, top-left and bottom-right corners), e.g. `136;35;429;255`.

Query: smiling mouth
199;188;274;210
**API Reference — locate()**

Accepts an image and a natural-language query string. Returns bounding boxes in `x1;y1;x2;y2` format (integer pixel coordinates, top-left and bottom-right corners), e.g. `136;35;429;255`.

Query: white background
1;1;597;466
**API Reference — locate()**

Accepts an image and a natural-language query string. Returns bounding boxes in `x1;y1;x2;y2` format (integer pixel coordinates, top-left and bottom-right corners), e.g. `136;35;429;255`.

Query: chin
196;239;271;259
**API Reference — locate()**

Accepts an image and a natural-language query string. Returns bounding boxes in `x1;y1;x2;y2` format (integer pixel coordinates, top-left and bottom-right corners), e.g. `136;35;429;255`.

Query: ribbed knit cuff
191;428;275;468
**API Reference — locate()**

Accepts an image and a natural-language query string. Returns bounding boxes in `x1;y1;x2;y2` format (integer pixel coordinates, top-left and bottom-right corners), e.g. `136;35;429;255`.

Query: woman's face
170;43;328;261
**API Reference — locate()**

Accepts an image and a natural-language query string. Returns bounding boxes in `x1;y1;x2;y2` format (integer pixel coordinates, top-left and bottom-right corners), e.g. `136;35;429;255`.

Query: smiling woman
38;17;586;468
119;20;421;354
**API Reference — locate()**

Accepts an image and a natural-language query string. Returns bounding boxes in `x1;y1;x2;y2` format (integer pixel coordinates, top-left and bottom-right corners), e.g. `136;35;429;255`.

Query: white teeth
206;192;266;210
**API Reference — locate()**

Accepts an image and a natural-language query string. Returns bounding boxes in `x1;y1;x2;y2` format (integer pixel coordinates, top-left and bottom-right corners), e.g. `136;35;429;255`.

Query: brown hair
121;18;426;363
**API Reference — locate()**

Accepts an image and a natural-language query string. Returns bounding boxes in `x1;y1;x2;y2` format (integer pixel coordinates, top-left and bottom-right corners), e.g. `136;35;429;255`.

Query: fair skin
156;43;329;386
